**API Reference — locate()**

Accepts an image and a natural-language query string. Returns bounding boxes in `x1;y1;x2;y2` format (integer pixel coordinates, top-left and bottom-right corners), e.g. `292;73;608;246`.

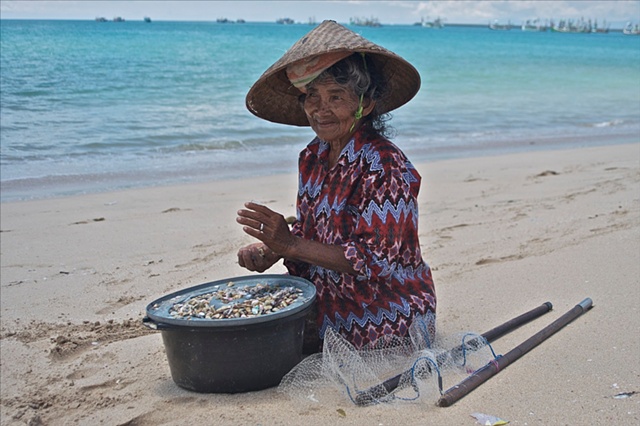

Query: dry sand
1;143;639;425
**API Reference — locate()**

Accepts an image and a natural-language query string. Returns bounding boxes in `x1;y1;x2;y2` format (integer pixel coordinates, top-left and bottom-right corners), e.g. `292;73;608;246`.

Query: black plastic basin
143;274;316;393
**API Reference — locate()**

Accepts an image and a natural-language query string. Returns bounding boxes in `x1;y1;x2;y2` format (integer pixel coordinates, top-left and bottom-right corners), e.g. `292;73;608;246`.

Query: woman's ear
361;99;376;117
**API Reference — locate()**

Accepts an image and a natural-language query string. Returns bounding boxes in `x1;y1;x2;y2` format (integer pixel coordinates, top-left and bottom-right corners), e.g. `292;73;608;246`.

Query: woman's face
303;79;359;145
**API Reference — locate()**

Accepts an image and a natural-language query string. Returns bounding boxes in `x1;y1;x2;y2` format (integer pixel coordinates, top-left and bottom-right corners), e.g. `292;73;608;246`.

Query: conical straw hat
246;20;421;126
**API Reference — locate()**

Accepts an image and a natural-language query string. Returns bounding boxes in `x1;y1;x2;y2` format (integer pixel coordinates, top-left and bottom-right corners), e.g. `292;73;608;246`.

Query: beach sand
1;143;639;425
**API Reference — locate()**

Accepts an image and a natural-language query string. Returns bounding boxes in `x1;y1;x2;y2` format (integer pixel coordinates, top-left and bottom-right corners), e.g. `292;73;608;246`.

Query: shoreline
2;132;638;204
1;142;639;425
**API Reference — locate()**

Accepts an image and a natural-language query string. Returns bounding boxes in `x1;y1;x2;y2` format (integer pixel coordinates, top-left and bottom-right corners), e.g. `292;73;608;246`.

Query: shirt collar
316;128;368;167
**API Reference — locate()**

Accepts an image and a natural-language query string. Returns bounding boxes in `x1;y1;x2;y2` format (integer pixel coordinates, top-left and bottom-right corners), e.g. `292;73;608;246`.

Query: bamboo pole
437;298;593;407
353;301;554;406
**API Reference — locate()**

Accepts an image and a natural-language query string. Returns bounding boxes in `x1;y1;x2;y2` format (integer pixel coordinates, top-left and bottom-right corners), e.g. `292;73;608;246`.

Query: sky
1;0;639;28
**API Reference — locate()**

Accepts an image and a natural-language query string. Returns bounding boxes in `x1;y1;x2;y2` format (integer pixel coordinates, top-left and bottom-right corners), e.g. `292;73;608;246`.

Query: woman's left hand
236;202;297;257
237;243;279;272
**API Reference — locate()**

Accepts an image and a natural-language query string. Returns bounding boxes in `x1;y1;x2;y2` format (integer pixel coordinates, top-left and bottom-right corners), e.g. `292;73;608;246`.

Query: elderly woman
236;21;435;352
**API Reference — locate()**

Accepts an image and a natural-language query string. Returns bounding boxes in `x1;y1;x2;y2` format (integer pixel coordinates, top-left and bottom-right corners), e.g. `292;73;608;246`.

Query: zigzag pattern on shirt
361;198;419;227
298;174;324;198
320;297;413;335
315;139;329;155
309;266;353;301
402;162;419;186
409;292;437;313
310;265;372;301
369;256;431;285
314;194;347;218
342;141;384;173
309;265;343;284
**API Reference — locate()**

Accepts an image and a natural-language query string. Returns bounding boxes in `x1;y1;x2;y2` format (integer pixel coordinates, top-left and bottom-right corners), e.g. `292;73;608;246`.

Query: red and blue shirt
284;129;436;349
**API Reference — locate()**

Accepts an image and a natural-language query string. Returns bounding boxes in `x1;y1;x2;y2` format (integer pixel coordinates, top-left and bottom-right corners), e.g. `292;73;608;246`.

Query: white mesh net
279;312;498;408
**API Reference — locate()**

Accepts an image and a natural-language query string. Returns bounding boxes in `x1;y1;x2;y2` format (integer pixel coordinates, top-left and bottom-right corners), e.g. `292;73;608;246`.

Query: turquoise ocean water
1;20;639;202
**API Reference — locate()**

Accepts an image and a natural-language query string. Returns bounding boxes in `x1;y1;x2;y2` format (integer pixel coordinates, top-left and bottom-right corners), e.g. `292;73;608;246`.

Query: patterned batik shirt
284;129;436;349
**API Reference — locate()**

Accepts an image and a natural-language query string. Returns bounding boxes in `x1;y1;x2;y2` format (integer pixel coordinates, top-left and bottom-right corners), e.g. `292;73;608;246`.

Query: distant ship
623;22;640;35
276;18;295;24
217;18;246;24
416;17;444;29
488;20;512;30
521;18;547;32
349;17;382;27
550;18;597;33
113;17;125;22
144;17;152;23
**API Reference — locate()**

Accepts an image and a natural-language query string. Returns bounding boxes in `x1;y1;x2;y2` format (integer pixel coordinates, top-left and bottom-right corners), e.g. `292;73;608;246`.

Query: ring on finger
260;223;264;232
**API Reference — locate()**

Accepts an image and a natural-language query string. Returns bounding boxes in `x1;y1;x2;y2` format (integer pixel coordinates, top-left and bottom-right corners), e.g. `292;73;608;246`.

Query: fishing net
279;312;499;408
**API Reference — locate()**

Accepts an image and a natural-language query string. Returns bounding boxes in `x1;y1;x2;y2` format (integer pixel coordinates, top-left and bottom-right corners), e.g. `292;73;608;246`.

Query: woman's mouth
314;118;335;127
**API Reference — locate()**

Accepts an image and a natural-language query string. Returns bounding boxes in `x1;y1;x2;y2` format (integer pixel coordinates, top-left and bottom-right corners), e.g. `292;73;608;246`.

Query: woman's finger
244;201;275;215
238;247;258;270
237;208;263;223
237;245;273;273
236;215;264;233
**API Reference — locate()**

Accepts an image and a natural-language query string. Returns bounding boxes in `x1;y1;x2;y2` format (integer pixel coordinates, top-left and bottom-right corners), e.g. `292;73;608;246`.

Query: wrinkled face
303;79;359;145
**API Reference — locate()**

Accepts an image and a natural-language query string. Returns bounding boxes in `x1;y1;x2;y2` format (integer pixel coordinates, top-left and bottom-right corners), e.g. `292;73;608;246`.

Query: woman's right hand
237;243;280;273
236;202;297;258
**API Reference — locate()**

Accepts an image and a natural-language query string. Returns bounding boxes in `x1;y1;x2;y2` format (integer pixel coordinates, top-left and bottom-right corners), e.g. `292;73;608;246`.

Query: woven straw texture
246;20;421;126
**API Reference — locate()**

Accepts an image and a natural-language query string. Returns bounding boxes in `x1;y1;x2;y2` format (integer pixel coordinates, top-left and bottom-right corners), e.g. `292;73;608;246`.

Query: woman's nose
316;98;331;112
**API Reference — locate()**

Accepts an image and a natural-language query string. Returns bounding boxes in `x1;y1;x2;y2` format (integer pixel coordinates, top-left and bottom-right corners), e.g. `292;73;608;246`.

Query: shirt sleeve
341;159;421;287
283;219;311;277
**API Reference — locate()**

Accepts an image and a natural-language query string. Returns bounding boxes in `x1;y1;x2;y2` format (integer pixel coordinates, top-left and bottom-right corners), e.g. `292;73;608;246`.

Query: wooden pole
437;298;593;407
353;301;554;406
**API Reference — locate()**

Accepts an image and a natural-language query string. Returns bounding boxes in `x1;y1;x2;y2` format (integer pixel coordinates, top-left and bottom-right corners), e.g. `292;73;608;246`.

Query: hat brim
246;21;421;127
